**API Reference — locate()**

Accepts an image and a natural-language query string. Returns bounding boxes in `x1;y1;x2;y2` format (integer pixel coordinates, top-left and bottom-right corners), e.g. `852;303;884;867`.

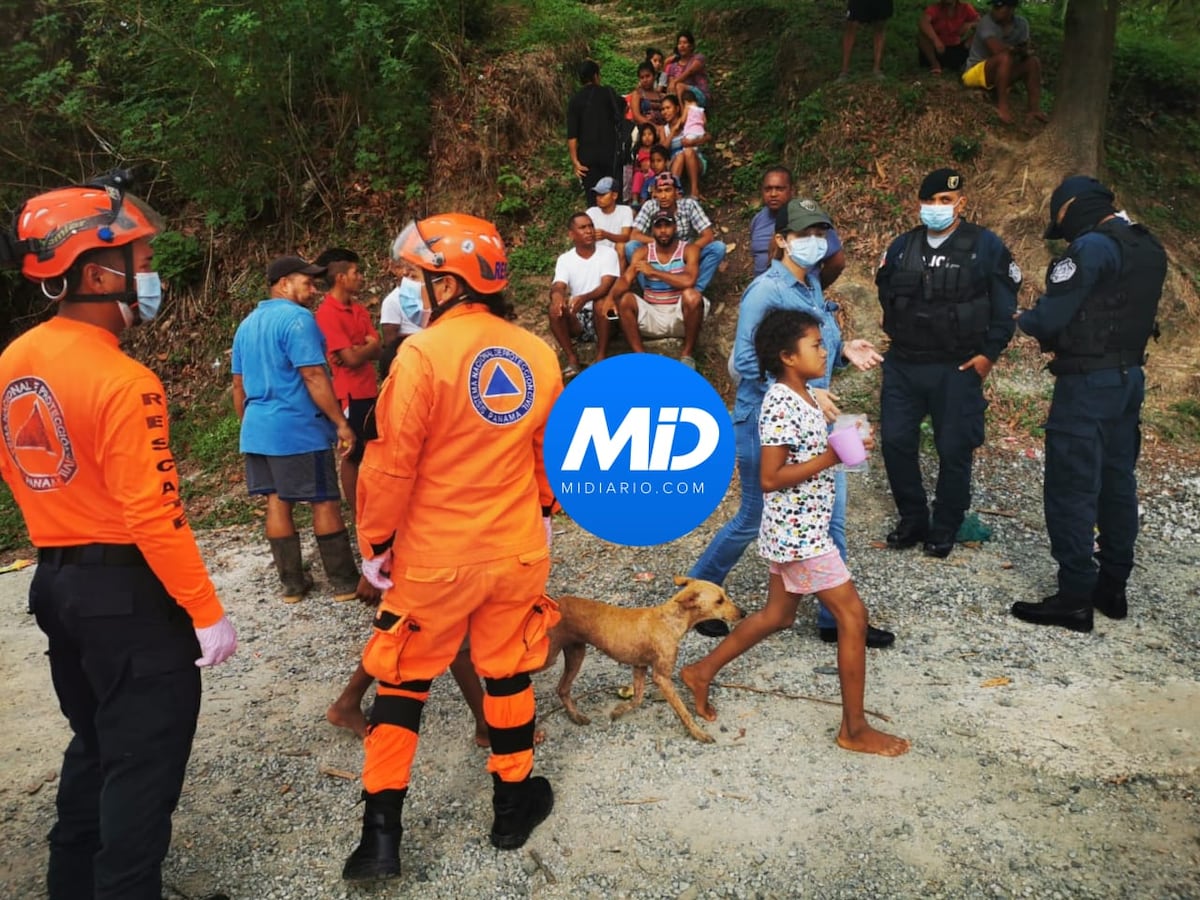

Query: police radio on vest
560;407;721;472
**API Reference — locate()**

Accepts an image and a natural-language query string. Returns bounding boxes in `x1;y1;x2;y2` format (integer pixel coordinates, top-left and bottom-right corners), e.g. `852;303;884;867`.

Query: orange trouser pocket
361;609;421;685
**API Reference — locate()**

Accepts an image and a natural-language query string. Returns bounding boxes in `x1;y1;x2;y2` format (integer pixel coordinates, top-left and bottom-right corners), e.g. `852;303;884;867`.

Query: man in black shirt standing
567;60;627;207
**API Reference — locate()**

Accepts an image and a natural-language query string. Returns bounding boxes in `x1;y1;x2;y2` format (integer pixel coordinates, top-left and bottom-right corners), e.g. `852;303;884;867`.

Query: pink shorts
769;550;851;595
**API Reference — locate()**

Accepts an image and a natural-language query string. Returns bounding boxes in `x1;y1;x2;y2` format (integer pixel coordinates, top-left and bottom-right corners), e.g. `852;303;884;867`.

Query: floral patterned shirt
757;382;837;563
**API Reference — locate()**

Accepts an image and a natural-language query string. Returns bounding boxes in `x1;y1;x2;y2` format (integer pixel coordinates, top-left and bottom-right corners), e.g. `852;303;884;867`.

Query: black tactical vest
879;222;991;361
1048;220;1166;376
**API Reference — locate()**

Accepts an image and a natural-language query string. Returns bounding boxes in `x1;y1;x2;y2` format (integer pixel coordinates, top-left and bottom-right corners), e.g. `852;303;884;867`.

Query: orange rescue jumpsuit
355;302;563;792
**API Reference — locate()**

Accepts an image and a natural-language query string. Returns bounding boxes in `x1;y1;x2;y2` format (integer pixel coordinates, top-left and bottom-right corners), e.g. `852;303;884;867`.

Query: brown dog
545;576;743;743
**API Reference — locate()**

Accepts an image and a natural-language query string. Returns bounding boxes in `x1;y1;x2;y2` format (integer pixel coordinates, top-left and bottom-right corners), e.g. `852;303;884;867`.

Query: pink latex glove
194;615;238;667
361;550;395;590
544;516;553;549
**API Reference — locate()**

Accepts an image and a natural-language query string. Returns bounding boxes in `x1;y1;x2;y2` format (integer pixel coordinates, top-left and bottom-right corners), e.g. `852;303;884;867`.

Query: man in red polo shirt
314;248;381;515
918;0;979;76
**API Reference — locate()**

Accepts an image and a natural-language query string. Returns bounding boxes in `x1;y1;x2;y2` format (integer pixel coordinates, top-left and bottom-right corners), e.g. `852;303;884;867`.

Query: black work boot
886;518;929;549
316;529;361;602
1010;593;1093;633
490;774;554;850
342;789;405;882
268;535;313;603
1092;572;1128;620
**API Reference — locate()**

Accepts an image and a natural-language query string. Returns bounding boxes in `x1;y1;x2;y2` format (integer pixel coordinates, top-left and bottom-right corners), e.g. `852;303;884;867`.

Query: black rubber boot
1093;571;1128;620
268;535;312;603
342;789;405;882
490;774;554;850
316;529;360;601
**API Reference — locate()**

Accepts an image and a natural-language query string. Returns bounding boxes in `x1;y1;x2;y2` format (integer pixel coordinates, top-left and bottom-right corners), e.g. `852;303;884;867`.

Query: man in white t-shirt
548;212;621;377
586;176;634;260
377;259;430;377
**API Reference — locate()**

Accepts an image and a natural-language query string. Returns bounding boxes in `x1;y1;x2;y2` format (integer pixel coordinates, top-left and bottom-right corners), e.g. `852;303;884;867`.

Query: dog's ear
673;575;693;587
674;585;701;608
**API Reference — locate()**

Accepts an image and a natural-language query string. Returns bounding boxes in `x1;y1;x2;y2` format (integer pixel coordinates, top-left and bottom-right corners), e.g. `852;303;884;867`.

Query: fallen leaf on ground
981;676;1011;688
869;540;888;549
632;572;655;582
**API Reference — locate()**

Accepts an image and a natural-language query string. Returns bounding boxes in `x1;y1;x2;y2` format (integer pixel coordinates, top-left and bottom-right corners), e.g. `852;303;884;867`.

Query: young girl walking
681;308;910;757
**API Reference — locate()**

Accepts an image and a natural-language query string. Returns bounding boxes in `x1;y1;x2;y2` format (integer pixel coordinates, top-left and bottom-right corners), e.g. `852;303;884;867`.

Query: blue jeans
688;416;847;626
624;240;727;294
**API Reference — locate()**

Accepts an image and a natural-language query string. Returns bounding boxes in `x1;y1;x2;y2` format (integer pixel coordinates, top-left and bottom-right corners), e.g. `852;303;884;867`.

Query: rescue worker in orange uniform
341;214;563;882
0;173;237;900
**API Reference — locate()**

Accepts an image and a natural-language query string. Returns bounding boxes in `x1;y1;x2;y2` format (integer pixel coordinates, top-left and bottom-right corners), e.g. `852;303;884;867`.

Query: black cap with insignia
919;168;964;200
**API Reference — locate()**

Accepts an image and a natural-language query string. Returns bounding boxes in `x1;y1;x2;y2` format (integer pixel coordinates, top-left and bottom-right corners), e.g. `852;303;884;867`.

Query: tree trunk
1044;0;1120;176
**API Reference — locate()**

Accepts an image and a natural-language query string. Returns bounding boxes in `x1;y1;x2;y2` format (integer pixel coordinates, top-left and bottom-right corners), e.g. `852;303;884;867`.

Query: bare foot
996;107;1014;125
326;701;368;738
679;664;717;722
1028;110;1049;123
836;724;911;757
473;725;546;748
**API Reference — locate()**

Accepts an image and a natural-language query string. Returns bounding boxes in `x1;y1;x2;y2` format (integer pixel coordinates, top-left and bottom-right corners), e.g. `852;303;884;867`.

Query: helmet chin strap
61;243;138;310
422;271;471;323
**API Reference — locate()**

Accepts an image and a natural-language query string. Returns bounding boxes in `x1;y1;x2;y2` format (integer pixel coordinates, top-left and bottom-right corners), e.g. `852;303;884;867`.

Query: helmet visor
390;219;444;271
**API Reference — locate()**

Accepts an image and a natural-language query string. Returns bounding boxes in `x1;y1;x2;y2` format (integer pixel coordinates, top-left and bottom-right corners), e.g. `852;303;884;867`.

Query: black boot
316;529;360;602
490;774;554;850
342;789;405;882
1010;593;1093;633
886;518;929;549
268;535;312;603
1093;572;1128;620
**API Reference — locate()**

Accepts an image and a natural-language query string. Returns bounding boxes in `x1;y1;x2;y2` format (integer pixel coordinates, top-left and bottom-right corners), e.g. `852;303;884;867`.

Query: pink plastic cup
828;423;867;467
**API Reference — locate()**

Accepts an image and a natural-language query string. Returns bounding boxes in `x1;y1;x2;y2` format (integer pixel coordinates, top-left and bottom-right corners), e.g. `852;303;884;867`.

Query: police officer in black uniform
876;168;1019;558
1010;176;1167;632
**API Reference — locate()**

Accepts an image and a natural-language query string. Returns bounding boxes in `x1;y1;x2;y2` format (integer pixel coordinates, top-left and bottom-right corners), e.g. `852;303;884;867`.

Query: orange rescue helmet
391;213;509;295
13;184;162;281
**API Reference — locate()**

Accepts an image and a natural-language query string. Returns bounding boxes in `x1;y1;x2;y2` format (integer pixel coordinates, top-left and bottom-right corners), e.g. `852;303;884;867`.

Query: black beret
919;168;965;200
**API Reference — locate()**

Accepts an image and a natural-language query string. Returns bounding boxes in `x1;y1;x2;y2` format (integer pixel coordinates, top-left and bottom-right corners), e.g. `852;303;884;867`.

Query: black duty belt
38;543;146;567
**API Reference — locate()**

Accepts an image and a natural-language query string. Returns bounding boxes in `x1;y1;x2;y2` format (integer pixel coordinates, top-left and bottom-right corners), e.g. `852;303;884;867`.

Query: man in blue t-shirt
231;255;362;604
749;167;846;287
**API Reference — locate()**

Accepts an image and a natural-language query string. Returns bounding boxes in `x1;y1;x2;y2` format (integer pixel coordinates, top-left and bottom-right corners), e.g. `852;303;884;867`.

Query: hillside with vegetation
1;0;1199;550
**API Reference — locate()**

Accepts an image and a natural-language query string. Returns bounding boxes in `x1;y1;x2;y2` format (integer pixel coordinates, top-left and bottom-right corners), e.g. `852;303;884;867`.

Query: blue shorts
246;449;340;503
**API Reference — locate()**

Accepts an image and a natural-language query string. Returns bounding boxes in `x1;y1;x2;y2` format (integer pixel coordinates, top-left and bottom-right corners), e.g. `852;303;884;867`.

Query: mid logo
544;355;734;546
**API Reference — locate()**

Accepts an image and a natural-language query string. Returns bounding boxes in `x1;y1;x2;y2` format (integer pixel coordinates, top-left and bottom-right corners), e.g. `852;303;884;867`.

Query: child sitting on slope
681;308;911;757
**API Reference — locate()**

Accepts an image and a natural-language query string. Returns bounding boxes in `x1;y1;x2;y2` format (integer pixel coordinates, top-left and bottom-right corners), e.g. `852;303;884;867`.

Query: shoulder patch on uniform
1;377;77;491
1049;258;1077;284
469;347;535;426
1008;261;1023;284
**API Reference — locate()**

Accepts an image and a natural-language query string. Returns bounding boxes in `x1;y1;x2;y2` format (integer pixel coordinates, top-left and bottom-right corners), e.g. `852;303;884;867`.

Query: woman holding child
659;94;708;199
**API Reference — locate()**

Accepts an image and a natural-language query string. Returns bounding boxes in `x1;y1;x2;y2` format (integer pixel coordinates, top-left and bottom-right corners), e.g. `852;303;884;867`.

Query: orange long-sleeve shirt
356;303;562;566
0;316;224;627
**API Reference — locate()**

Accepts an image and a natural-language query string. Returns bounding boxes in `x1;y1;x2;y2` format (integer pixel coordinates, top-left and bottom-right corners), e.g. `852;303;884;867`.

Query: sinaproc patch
468;347;534;425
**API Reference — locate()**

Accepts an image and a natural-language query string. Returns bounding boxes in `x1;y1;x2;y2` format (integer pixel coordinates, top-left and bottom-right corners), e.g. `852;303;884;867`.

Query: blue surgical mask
134;272;162;320
787;236;828;270
398;277;428;327
100;264;162;322
920;203;958;232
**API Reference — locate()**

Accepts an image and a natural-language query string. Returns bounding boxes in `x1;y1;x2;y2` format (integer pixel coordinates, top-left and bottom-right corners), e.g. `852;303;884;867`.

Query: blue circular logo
469;347;534;425
544;355;734;546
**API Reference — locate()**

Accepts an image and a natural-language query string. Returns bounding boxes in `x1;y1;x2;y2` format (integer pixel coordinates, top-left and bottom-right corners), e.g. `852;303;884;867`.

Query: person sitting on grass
548;211;621;378
681;308;911;758
918;0;979;76
961;0;1046;125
